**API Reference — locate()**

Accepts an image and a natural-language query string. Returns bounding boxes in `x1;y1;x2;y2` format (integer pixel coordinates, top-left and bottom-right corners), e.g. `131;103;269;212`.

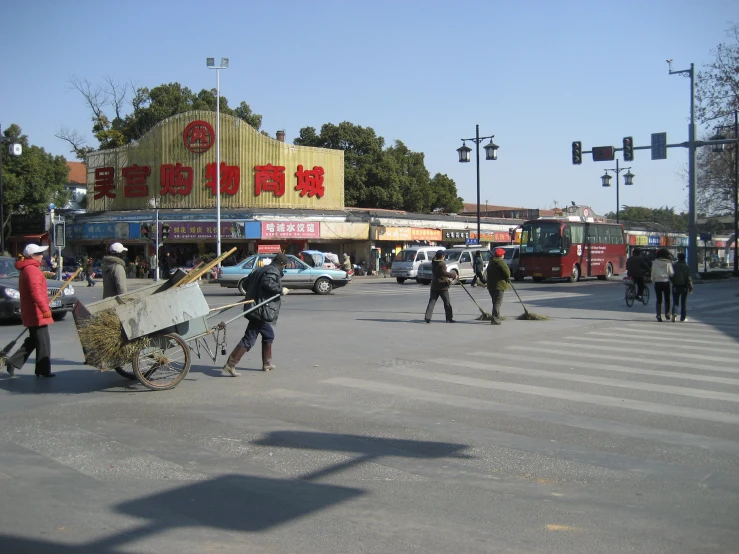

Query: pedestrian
222;253;289;376
149;252;158;280
471;250;486;287
4;244;56;378
670;252;693;322
651;248;674;322
85;256;96;287
342;253;352;272
424;249;456;323
160;251;172;278
626;248;648;301
486;247;511;325
103;242;129;298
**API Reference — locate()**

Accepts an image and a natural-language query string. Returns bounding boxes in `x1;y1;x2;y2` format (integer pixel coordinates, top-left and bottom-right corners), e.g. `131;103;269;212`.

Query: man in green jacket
486;248;511;325
670;252;693;322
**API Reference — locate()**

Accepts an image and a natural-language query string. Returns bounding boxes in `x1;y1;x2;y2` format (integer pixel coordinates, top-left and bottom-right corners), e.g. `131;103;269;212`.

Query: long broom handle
457;280;488;314
508;280;529;314
49;267;82;304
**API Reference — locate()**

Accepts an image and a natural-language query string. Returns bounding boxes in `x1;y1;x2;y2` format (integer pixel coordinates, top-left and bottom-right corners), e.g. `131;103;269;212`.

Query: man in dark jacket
486;248;511;325
626;248;649;300
670;252;693;322
424;250;456;323
471;251;486;287
102;242;128;298
223;253;289;376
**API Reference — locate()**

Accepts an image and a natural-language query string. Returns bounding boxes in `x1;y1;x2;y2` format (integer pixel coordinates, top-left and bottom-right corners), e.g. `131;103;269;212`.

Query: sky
2;0;736;217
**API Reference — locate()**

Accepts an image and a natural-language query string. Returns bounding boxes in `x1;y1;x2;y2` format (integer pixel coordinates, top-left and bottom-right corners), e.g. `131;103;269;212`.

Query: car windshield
502;249;515;260
444;251;462;262
395;250;417;262
0;258;19;278
521;222;562;255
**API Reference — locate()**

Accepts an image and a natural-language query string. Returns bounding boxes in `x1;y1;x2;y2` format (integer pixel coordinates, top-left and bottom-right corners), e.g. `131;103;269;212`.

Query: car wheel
238;278;248;295
52;311;67;321
313;277;332;295
419;279;431;285
396;277;406;284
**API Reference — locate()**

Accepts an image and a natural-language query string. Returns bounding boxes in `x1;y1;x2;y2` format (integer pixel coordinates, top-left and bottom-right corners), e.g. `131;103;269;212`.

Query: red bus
518;218;626;282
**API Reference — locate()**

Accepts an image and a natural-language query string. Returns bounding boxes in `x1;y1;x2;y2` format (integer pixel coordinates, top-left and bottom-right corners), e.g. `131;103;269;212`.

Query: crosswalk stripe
565;335;739;354
471;351;739;386
380;366;739;425
322;377;739;455
709;304;739;315
533;340;738;364
584;330;735;347
622;323;738;337
505;345;739;375
434;358;739;403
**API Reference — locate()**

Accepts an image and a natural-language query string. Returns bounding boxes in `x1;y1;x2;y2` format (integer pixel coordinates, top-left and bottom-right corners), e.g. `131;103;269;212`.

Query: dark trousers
633;277;645;298
239;318;275;350
425;289;453;321
472;270;486;286
488;289;505;323
672;285;689;320
654;282;671;316
7;325;52;376
85;272;94;286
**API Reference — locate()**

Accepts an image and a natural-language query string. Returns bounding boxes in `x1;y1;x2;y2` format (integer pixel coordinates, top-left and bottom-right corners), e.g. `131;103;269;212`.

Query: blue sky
2;0;736;216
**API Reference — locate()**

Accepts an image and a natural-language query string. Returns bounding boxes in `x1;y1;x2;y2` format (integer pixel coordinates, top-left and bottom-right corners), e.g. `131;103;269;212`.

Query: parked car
499;245;524;281
218;253;352;295
390;246;442;283
416;246;491;284
0;256;79;322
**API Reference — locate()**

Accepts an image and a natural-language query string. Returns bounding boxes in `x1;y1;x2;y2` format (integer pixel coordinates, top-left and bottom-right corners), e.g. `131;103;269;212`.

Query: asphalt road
1;275;738;553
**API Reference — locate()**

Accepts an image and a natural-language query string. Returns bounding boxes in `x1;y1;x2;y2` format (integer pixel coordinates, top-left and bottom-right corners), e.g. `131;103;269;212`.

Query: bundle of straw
77;309;149;369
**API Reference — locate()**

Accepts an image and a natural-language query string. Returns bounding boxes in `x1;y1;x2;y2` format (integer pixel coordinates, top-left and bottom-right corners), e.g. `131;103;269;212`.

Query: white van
499;245;523;281
391;246;444;284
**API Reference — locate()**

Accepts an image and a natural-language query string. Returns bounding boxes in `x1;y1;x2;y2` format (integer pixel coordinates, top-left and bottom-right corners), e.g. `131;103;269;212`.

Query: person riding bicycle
626;248;649;301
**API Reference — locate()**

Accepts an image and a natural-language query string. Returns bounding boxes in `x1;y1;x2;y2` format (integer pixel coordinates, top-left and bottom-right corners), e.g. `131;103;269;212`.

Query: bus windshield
521;222;562;255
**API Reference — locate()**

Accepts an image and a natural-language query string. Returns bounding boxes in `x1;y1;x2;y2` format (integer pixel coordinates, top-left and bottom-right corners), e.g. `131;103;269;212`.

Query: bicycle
624;277;649;307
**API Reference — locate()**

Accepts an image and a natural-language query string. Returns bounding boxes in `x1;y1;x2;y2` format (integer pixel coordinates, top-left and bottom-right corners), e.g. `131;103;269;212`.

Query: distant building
63;161;87;211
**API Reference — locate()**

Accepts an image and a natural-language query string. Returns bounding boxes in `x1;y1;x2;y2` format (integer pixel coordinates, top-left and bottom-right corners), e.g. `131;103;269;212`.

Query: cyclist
626;248;649;301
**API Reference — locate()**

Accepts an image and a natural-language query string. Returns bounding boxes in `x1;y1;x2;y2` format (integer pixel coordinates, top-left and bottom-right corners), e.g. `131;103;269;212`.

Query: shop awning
8;232;49;242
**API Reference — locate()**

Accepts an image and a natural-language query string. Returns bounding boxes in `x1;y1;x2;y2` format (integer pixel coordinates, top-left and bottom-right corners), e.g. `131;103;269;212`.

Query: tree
294;122;463;212
58;77;263;158
610;205;688;232
2;125;70;245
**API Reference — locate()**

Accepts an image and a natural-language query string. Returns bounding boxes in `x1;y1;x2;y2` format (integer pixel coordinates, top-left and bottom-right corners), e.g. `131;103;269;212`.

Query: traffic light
571;141;582;165
141;224;150;239
161;223;170;240
623;136;634;162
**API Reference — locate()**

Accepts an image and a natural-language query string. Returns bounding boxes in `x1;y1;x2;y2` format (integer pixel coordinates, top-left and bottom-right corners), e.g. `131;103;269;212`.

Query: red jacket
16;258;54;327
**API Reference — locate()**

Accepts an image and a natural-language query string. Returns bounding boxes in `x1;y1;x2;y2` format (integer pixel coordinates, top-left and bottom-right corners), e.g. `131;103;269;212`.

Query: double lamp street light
600;160;635;224
457;125;499;243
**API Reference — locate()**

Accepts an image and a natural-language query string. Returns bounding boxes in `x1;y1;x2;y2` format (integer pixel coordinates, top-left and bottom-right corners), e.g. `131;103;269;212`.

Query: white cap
23;244;49;257
110;242;128;253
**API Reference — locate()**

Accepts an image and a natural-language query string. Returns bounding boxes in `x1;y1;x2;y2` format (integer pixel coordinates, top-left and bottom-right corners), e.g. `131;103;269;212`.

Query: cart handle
218;294;281;328
209;299;255;312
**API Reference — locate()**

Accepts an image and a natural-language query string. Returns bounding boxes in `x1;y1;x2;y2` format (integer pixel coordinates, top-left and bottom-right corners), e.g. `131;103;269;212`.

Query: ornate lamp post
600;159;634;223
457;125;498;244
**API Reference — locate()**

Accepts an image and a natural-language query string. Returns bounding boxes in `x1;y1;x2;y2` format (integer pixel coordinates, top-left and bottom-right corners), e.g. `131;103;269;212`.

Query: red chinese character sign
85;111;344;211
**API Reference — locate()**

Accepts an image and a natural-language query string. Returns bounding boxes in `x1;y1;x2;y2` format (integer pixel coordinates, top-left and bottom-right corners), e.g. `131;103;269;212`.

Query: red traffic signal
592;146;615;162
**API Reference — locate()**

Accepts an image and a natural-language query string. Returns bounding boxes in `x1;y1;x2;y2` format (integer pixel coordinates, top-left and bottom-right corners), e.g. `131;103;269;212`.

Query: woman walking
651;248;674;322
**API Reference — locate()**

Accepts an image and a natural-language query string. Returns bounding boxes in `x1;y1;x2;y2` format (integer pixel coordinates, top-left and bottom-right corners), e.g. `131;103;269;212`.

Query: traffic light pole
154;205;160;282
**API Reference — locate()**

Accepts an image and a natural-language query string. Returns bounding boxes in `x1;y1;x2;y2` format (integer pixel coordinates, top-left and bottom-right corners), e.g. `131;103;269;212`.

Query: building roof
67;162;86;185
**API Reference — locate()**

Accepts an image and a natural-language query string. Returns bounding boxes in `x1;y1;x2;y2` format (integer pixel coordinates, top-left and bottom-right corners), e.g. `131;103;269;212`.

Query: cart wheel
133;333;191;391
114;364;136;380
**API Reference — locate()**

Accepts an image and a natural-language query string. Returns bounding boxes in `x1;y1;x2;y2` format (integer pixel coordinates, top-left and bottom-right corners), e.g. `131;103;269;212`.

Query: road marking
470;351;739;386
583;330;737;347
545;524;582;532
435;358;739;402
564;335;739;354
533;341;738;364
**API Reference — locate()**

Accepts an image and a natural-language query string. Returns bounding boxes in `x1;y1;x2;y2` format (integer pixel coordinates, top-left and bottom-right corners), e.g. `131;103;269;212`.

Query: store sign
373;226;412;241
411;228;442;241
444;230;470;241
67;222;137;240
167;221;246;240
262;221;320;239
183;120;215;153
258;244;283;253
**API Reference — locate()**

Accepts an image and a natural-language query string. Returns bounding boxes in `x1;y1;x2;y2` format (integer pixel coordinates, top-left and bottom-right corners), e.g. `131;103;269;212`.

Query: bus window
586;225;598;243
567;223;584;244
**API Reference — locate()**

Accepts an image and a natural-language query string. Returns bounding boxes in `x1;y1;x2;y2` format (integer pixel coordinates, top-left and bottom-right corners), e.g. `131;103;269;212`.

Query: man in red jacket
5;244;55;378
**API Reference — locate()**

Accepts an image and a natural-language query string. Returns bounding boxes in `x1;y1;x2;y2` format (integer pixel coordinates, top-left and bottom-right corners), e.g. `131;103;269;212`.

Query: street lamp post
709;110;739;275
0;124;23;255
600;159;635;223
148;196;160;282
457;125;498;244
207;57;228;265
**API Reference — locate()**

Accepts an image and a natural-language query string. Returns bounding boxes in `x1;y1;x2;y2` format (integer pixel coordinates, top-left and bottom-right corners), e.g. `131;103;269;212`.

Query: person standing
223;253;290;376
626;248;648;301
651;248;674;322
424;250;456;323
486;248;511;325
85;256;96;287
160;251;172;278
149;252;158;280
103;243;129;298
471;251;486;287
4;244;55;378
670;252;693;322
342;253;352;273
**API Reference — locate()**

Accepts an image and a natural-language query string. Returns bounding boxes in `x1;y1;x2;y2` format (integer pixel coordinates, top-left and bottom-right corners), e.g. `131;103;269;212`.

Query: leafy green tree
429;174;464;213
1;125;70;244
611;205;688;232
58;77;262;159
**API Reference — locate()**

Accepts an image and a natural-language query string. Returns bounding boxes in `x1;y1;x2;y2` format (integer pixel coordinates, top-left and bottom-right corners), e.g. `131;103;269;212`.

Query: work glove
281;287;289;296
42;311;52;319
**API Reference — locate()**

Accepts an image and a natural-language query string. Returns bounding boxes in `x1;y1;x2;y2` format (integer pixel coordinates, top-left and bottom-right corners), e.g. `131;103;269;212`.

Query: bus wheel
569;264;580;283
598;262;613;281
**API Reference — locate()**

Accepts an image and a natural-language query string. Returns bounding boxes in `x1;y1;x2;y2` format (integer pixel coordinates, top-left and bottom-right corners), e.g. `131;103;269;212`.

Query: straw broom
509;281;550;320
77;309;149;369
457;280;493;321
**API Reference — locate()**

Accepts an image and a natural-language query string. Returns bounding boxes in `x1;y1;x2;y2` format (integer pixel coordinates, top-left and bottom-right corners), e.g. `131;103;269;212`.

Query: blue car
218;253;352;295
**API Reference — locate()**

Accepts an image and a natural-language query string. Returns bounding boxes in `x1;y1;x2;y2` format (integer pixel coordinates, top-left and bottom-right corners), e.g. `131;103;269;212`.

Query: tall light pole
0;124;23;255
457;125;498;244
669;61;698;275
600;159;635;223
709;110;739;275
207;57;228;264
148;196;160;282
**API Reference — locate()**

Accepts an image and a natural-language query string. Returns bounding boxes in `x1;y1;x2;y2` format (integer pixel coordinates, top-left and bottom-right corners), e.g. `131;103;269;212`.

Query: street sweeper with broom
486;248;510;326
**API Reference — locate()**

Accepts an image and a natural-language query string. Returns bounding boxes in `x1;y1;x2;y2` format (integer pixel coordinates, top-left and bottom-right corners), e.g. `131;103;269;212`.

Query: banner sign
411;228;442;241
261;221;320;239
167;221;246;240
